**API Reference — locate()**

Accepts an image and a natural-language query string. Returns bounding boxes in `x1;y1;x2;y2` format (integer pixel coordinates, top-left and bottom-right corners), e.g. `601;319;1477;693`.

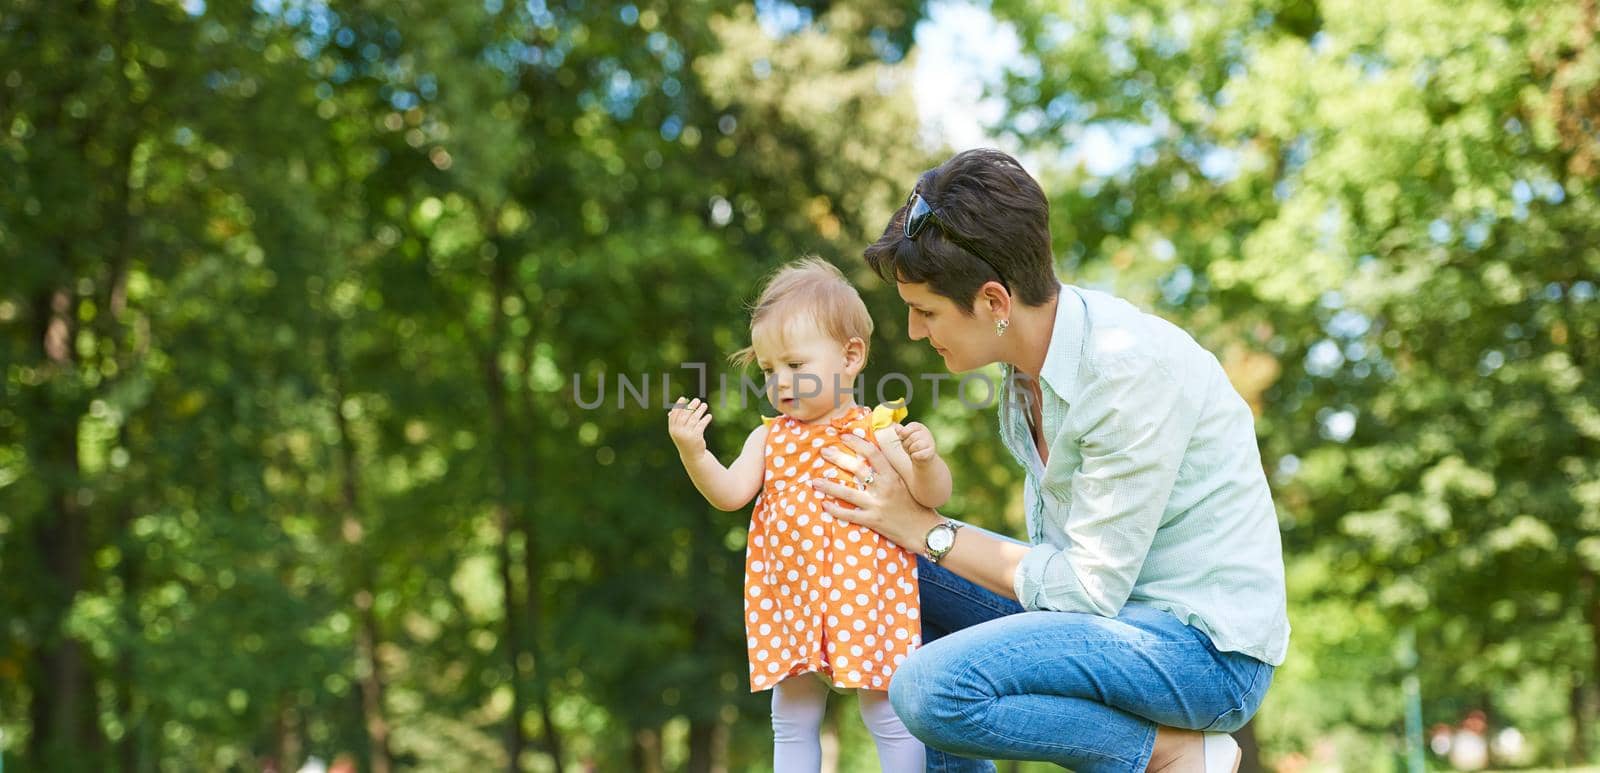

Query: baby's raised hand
897;422;939;464
668;396;712;457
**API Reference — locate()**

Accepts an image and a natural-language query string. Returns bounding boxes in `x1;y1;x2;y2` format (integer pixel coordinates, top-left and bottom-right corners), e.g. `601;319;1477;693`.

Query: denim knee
889;642;976;748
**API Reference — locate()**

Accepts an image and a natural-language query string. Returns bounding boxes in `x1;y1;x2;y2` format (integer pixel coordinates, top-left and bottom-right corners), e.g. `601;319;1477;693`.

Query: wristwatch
923;520;965;565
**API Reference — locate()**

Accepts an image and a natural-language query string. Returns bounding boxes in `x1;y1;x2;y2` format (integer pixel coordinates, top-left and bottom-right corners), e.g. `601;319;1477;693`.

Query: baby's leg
857;688;925;772
771;675;828;772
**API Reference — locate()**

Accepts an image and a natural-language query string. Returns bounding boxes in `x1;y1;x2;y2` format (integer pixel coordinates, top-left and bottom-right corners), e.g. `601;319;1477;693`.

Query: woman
806;149;1290;773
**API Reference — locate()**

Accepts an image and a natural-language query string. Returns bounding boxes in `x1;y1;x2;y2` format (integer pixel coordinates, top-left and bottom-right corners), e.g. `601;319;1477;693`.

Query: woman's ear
843;336;867;375
977;280;1012;320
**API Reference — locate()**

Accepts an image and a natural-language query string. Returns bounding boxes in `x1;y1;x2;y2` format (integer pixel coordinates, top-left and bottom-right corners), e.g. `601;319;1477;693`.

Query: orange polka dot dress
743;403;922;692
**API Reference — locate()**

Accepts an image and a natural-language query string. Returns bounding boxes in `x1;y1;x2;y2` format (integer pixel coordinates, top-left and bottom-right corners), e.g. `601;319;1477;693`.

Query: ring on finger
860;469;876;486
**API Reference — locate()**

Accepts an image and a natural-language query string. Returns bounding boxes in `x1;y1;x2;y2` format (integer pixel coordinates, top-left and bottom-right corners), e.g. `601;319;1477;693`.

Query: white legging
771;675;924;772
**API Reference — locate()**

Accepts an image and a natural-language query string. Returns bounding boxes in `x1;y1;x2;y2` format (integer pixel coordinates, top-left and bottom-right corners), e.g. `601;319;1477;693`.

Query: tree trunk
1582;570;1600;765
27;286;99;768
484;242;528;772
686;718;715;773
330;342;391;773
1570;679;1589;766
1236;718;1264;773
631;727;663;773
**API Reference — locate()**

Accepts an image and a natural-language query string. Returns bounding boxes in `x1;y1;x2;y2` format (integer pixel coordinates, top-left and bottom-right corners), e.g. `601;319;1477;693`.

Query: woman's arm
810;432;1026;599
669;398;768;511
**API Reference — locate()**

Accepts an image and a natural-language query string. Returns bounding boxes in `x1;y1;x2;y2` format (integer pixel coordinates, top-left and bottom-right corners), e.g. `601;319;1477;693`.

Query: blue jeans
889;555;1274;773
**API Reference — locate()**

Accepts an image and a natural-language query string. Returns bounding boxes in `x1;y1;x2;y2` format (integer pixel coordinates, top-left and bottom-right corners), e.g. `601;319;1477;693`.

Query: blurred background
2;0;1598;770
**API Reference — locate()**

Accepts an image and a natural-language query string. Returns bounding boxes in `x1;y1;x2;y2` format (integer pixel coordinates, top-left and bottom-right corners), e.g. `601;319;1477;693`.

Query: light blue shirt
998;284;1290;665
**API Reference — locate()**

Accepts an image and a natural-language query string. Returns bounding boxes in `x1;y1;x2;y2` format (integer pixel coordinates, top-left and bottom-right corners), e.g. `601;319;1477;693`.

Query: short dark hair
863;148;1058;312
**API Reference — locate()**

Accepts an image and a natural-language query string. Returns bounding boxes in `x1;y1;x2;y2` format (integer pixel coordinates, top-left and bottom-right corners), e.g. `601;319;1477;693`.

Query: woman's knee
888;642;982;745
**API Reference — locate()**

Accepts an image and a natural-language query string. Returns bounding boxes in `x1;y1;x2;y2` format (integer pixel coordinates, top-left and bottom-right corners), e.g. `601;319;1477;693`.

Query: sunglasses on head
902;191;1010;290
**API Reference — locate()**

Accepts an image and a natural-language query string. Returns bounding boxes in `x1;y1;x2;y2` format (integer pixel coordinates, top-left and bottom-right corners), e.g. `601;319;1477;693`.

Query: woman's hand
809;432;943;550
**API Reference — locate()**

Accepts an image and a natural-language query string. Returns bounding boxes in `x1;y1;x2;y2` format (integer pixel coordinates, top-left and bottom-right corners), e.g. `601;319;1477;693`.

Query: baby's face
754;323;858;422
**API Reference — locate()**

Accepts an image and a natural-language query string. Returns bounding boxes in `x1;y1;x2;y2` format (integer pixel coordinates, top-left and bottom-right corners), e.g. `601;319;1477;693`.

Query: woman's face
897;281;1005;373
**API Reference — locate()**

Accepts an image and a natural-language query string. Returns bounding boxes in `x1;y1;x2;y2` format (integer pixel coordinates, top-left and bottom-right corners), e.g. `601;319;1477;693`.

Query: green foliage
3;0;1597;769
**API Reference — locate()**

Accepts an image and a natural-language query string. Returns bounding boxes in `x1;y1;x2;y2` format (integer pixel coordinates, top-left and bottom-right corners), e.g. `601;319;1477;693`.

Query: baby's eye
787;362;803;369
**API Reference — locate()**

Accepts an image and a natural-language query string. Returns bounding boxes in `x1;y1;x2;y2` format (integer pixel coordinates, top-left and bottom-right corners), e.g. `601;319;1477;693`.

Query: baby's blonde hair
730;257;874;368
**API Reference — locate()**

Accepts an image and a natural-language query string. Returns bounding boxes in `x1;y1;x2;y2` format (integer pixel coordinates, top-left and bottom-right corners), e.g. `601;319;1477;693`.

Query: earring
995;319;1010;337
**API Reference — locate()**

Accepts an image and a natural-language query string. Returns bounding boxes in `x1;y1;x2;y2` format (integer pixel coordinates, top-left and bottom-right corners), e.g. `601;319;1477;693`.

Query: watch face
928;526;954;552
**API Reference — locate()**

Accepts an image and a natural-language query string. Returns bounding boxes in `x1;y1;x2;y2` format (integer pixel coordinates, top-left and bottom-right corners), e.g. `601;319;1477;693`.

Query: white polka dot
857;594;870;606
752;561;764;572
907;608;919;620
773;455;785;467
840;604;854;616
768;663;781;673
757;649;768;660
853;620;866;631
786;443;797;453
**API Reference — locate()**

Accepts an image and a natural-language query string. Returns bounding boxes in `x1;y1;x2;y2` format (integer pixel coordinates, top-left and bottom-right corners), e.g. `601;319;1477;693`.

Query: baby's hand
897;422;939;464
668;396;712;457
